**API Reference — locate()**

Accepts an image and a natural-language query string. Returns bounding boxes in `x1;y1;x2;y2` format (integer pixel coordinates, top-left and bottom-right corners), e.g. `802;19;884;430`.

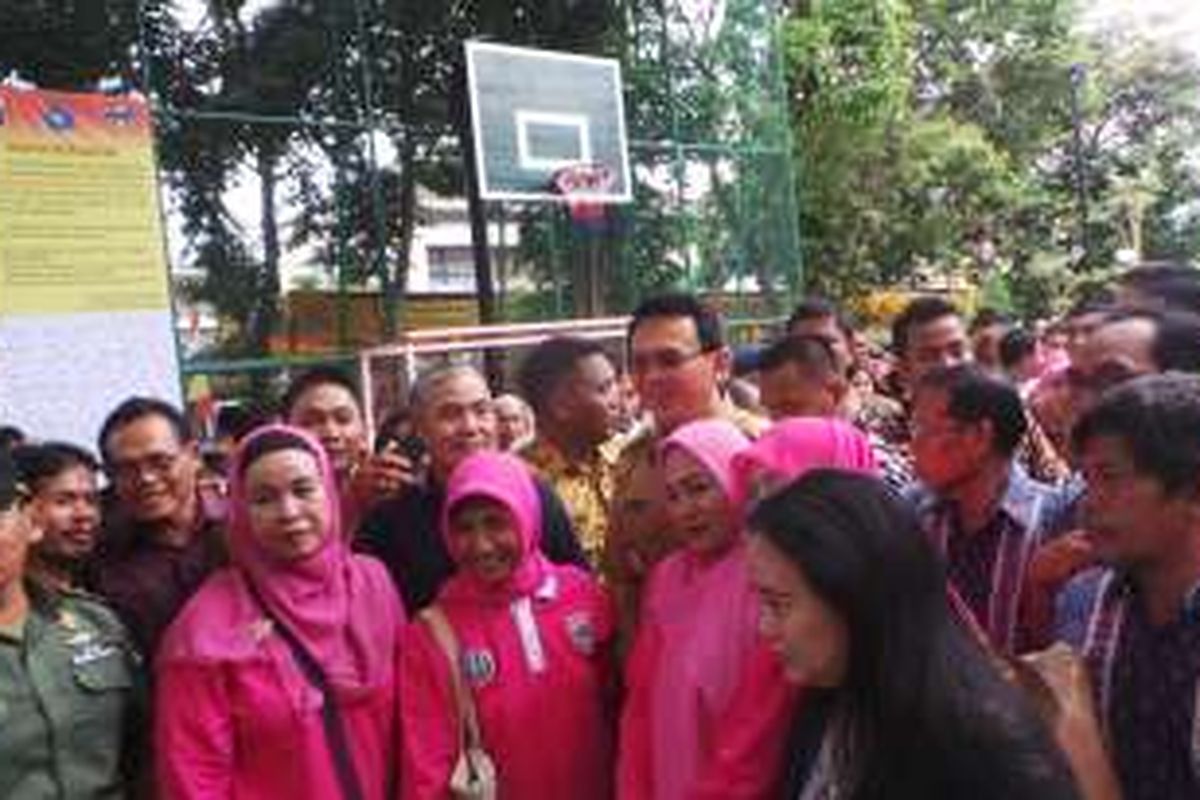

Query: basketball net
552;163;616;229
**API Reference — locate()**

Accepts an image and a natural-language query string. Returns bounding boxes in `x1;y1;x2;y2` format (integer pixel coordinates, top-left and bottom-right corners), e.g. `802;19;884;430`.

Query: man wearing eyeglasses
1021;307;1200;649
93;396;226;659
607;293;767;642
906;364;1056;655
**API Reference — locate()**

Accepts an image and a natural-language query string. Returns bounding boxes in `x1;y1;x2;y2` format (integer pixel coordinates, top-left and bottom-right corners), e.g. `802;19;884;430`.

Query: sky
1082;0;1200;56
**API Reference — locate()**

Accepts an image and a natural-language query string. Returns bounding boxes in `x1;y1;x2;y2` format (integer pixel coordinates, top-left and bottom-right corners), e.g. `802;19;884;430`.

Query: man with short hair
94;396;226;658
0;445;142;797
891;295;1068;484
356;364;587;613
283;365;411;531
969;307;1011;374
609;293;766;630
13;442;101;592
493;392;535;451
785;296;856;374
907;365;1056;654
517;337;622;567
758;335;911;490
1065;308;1200;433
1055;373;1200;800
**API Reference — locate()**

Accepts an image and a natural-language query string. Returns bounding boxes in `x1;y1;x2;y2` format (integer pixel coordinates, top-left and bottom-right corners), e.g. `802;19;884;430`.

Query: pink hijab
159;425;400;698
660;417;752;529
439;451;552;606
732;417;878;502
637;419;752;799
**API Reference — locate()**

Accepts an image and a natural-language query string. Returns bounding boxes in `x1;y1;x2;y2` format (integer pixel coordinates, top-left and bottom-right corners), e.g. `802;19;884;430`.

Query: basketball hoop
552;163;616;230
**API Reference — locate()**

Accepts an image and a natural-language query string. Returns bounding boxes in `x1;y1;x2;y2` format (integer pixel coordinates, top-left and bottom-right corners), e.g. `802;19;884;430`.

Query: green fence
3;1;801;388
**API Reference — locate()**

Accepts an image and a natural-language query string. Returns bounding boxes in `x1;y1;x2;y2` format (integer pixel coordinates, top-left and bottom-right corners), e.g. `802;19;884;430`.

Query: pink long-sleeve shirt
399;564;615;800
155;633;400;800
618;541;761;800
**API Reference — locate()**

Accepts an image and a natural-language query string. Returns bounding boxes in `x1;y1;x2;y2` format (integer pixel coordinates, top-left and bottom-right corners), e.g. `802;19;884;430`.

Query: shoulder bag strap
419;605;486;752
246;580;366;800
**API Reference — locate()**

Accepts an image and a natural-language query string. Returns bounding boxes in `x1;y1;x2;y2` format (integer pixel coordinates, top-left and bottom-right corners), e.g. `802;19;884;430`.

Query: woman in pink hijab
692;417;879;800
399;451;614;800
156;425;404;800
617;418;756;800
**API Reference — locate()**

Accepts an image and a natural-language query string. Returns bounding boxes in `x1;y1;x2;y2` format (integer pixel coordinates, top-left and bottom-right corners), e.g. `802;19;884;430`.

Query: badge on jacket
565;612;596;656
461;649;497;688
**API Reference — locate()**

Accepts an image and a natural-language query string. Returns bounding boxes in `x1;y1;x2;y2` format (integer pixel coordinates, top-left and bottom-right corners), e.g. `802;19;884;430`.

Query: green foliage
787;0;1200;317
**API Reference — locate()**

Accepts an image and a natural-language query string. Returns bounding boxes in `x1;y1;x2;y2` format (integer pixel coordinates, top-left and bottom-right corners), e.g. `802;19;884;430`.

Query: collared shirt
0;585;142;799
355;478;588;615
1070;572;1200;800
909;465;1054;653
92;508;227;660
519;436;616;570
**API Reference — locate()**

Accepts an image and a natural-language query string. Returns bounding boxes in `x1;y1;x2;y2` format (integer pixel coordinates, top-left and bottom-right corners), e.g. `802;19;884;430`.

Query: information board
0;87;181;450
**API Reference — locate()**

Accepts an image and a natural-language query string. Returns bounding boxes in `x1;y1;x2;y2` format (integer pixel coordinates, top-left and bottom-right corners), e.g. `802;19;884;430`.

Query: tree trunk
251;139;281;356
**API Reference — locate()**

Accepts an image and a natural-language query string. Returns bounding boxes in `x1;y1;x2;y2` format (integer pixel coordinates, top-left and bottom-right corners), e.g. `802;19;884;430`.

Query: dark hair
628;292;724;352
517;337;607;417
758;334;839;379
214;403;269;443
281;366;362;418
1118;261;1200;315
787;297;854;337
1065;287;1116;320
915;365;1027;456
0;425;26;453
98;397;191;464
1073;372;1200;496
237;429;321;479
13;443;99;494
998;328;1036;371
891;296;959;357
750;471;1078;800
0;447;23;511
1100;308;1200;373
969;307;1010;335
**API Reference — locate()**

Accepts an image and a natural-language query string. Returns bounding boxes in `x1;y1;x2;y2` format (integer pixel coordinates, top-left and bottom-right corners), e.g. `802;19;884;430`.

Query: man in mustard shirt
517;336;624;569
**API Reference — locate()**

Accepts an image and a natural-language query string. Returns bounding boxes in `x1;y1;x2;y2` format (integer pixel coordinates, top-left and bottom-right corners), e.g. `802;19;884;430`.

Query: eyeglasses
631;347;710;375
108;451;182;483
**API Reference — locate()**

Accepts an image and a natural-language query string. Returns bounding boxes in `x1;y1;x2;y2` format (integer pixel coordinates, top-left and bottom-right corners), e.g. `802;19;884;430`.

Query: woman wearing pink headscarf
399;451;614;800
156;426;404;800
692;418;879;800
617;418;756;800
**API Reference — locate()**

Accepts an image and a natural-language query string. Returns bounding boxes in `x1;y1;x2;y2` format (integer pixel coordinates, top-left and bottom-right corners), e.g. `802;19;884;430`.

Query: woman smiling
155;426;403;800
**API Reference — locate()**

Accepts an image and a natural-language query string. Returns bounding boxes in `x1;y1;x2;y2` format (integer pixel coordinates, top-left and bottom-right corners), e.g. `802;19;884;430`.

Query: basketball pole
456;52;503;389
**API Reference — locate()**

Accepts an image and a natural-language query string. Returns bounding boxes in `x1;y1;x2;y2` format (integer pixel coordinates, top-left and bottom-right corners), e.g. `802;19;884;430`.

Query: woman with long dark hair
746;469;1080;799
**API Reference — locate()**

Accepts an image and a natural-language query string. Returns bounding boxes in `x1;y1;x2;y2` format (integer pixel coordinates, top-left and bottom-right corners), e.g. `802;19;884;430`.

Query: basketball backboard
465;41;632;204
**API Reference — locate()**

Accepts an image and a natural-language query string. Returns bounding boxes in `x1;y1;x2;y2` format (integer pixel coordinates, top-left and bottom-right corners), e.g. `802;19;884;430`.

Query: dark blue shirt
355;478;587;614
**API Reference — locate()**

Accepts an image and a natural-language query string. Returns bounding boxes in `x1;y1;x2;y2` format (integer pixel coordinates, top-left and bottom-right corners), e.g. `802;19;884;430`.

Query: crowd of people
2;262;1200;799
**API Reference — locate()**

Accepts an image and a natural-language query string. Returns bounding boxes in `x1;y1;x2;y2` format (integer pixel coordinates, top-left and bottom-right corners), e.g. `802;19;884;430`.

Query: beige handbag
420;607;499;800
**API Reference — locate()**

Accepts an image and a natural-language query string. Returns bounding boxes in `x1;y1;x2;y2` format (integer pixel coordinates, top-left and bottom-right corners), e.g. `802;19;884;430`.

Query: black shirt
355;478;588;614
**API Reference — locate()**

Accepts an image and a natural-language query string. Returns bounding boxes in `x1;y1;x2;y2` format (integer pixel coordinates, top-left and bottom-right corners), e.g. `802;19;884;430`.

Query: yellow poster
0;87;170;315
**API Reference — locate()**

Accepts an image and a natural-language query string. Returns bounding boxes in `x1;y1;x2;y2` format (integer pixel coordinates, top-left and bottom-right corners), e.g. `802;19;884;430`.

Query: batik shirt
909;465;1055;654
520;436;616;570
1070;571;1200;800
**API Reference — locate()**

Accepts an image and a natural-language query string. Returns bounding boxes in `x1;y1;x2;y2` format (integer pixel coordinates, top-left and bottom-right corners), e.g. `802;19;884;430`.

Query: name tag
71;643;118;666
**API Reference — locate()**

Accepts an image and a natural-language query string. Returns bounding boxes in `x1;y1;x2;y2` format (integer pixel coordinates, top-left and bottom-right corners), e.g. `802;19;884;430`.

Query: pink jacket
399;564;615;800
618;543;761;800
155;569;401;800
